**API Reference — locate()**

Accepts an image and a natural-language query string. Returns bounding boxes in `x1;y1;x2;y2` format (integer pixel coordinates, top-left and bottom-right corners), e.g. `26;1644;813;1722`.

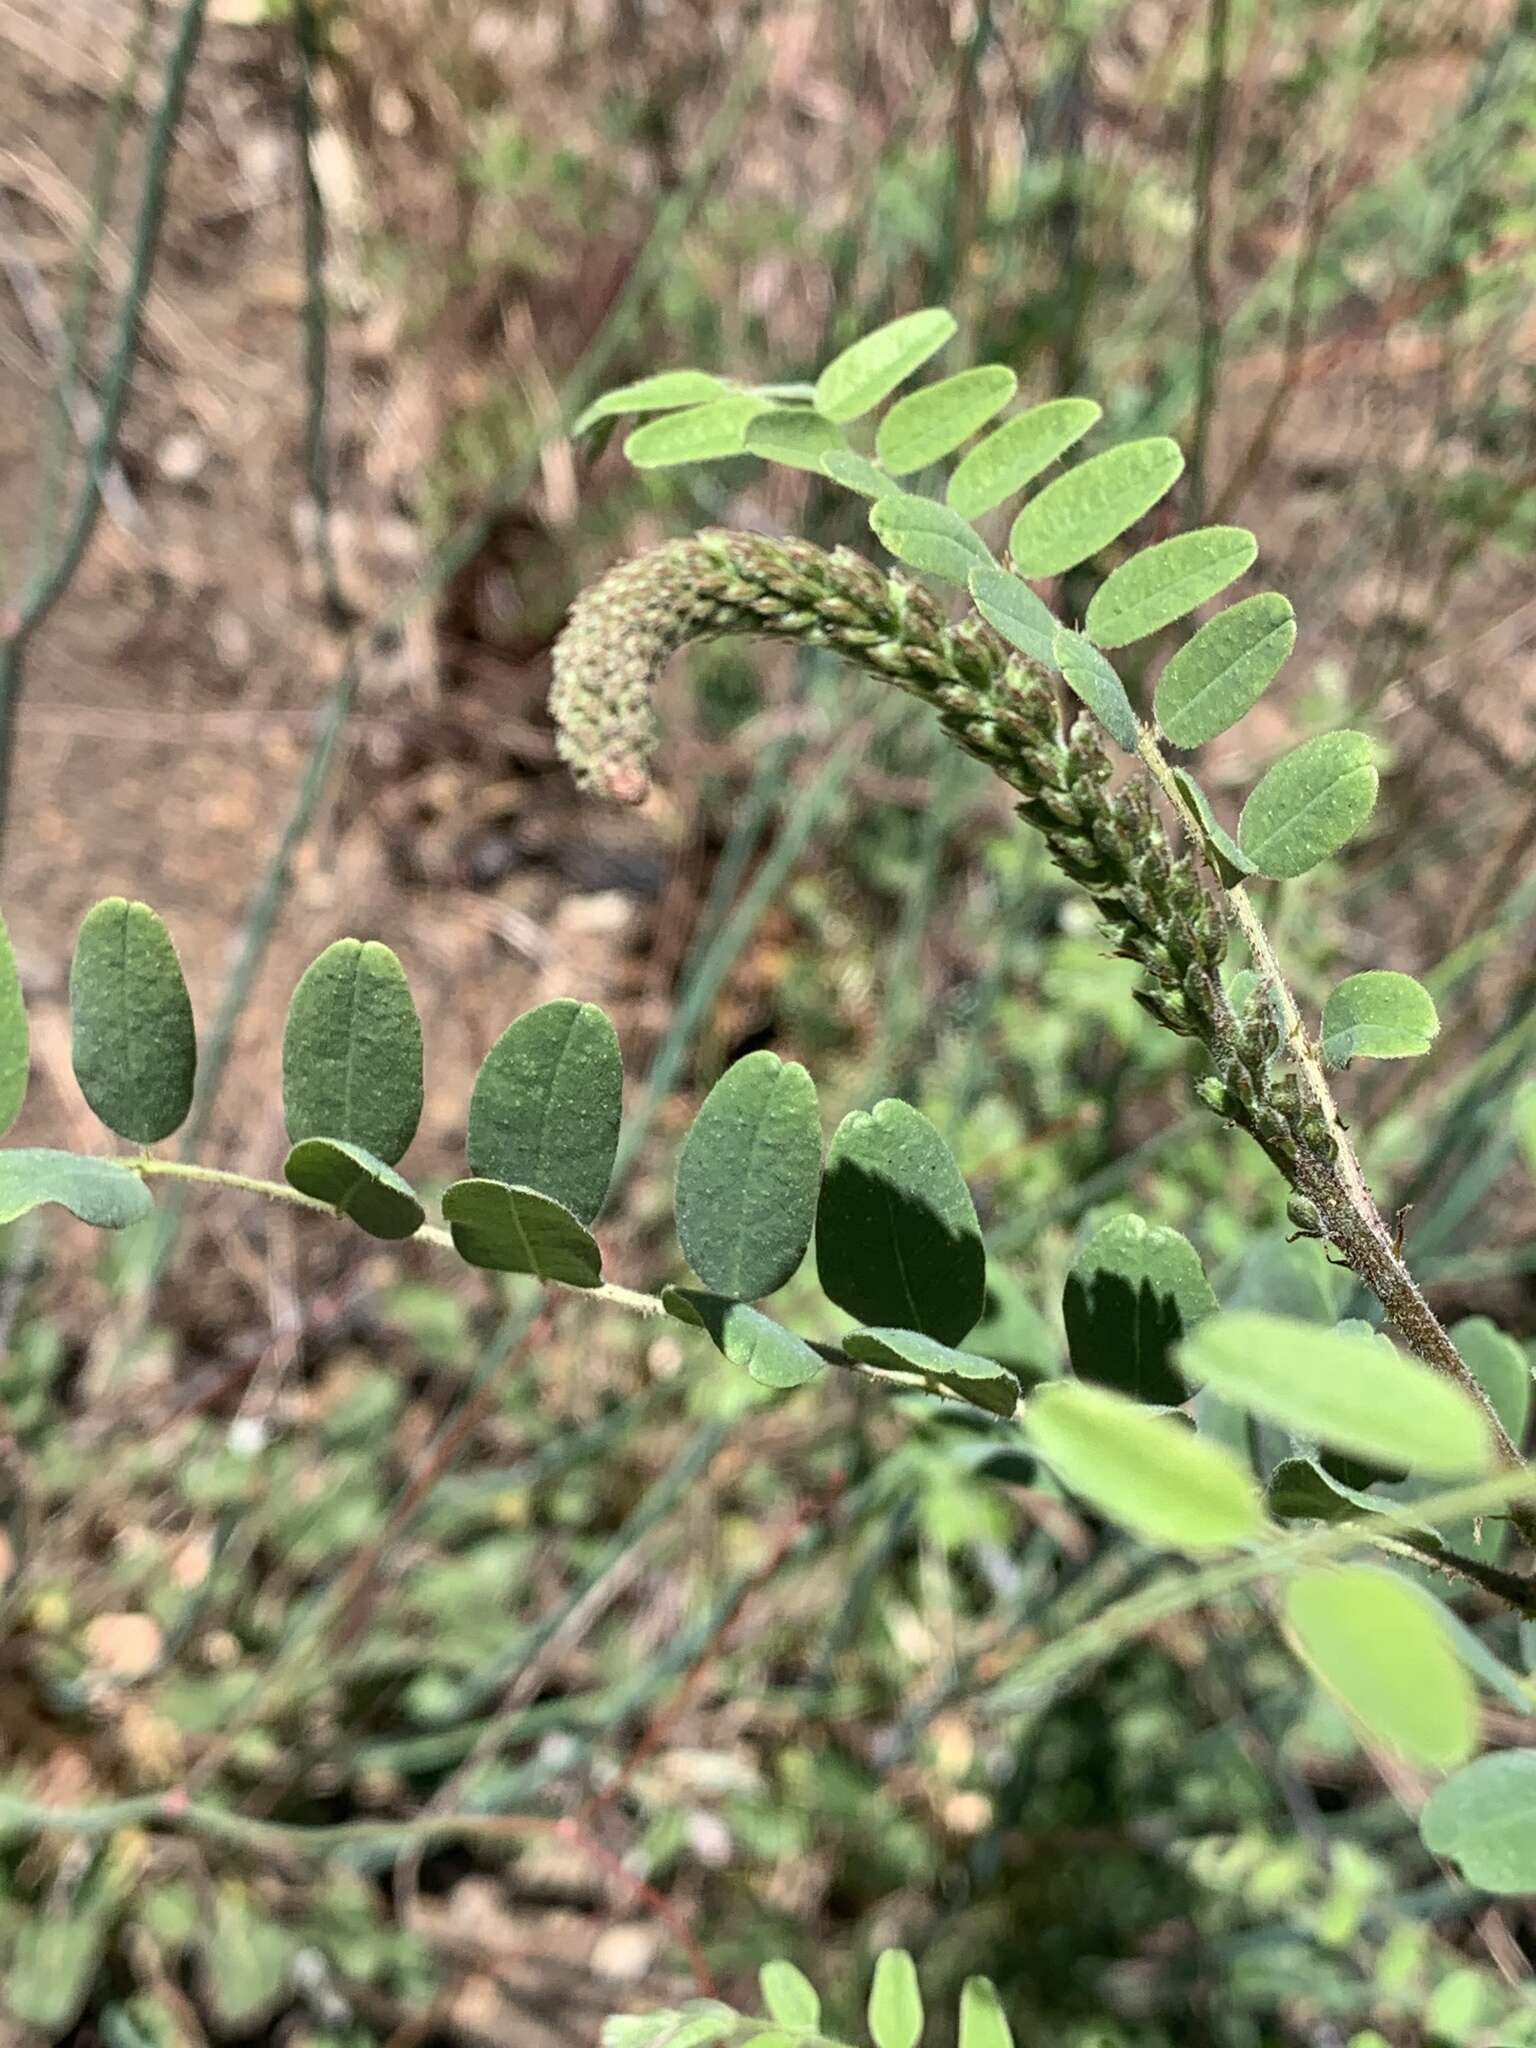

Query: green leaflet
1008;437;1184;578
1237;730;1378;879
869;492;994;587
1320;970;1439;1064
843;1325;1020;1416
283;1138;426;1242
744;407;847;471
201;1885;299;2032
1026;1380;1267;1552
1265;1457;1439;1538
282;938;423;1166
1173;769;1261;884
1283;1564;1477;1770
442;1179;602;1286
1441;1315;1533;1565
571;370;731;436
1051;625;1140;751
5;1911;108;2031
674;1051;821;1300
816;1099;985;1344
813;308;957;423
623;393;770;467
1154;591;1296;748
1063;1213;1217;1406
821;449;901;499
959;1977;1015;2048
468;999;622;1225
1180;1311;1493;1476
663;1287;826;1389
875;364;1017;476
70;898;196;1144
0;903;26;1138
1421;1752;1536;1893
868;1949;924;2048
1085;526;1257;648
968;564;1059;667
759;1960;820;2028
0;1148;154;1231
946;397;1101;519
1517;1079;1536;1180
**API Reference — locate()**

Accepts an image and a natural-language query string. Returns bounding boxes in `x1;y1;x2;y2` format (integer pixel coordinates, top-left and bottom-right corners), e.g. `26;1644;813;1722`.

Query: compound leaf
1421;1752;1536;1892
968;564;1059;667
844;1325;1020;1416
947;397;1101;519
70;898;196;1144
868;1949;923;2048
1154;592;1296;747
1051;626;1140;750
1064;1213;1217;1405
814;308;957;423
624;394;769;468
1320;971;1439;1065
1283;1564;1476;1770
0;904;26;1137
1026;1380;1266;1551
817;1100;985;1344
1085;526;1257;648
1008;437;1184;579
468;1000;622;1224
1180;1312;1492;1476
870;492;993;587
283;1138;425;1242
571;371;731;436
1237;731;1378;879
744;408;847;471
663;1287;825;1389
876;364;1017;475
282;939;423;1166
674;1052;821;1300
442;1179;601;1286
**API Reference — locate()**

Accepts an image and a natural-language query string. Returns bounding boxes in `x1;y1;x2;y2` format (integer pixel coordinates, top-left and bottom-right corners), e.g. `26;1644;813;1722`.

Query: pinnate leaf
1027;1380;1266;1551
442;1179;601;1286
624;394;769;468
282;939;423;1165
1421;1752;1536;1892
870;492;993;587
70;898;196;1144
814;308;957;422
1283;1565;1477;1770
571;371;731;437
0;1148;152;1231
946;397;1101;519
1237;731;1378;879
1085;526;1257;648
1008;437;1184;578
0;904;26;1138
1051;626;1140;750
468;1000;621;1224
283;1138;425;1241
1154;592;1296;747
968;565;1058;666
663;1287;825;1389
1320;970;1439;1065
1180;1312;1493;1475
1064;1213;1217;1405
674;1052;821;1300
868;1949;923;2048
876;365;1016;475
817;1100;985;1343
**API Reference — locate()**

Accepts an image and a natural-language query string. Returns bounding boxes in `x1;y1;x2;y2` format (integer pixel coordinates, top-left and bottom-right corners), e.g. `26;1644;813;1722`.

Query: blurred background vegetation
0;0;1535;2040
